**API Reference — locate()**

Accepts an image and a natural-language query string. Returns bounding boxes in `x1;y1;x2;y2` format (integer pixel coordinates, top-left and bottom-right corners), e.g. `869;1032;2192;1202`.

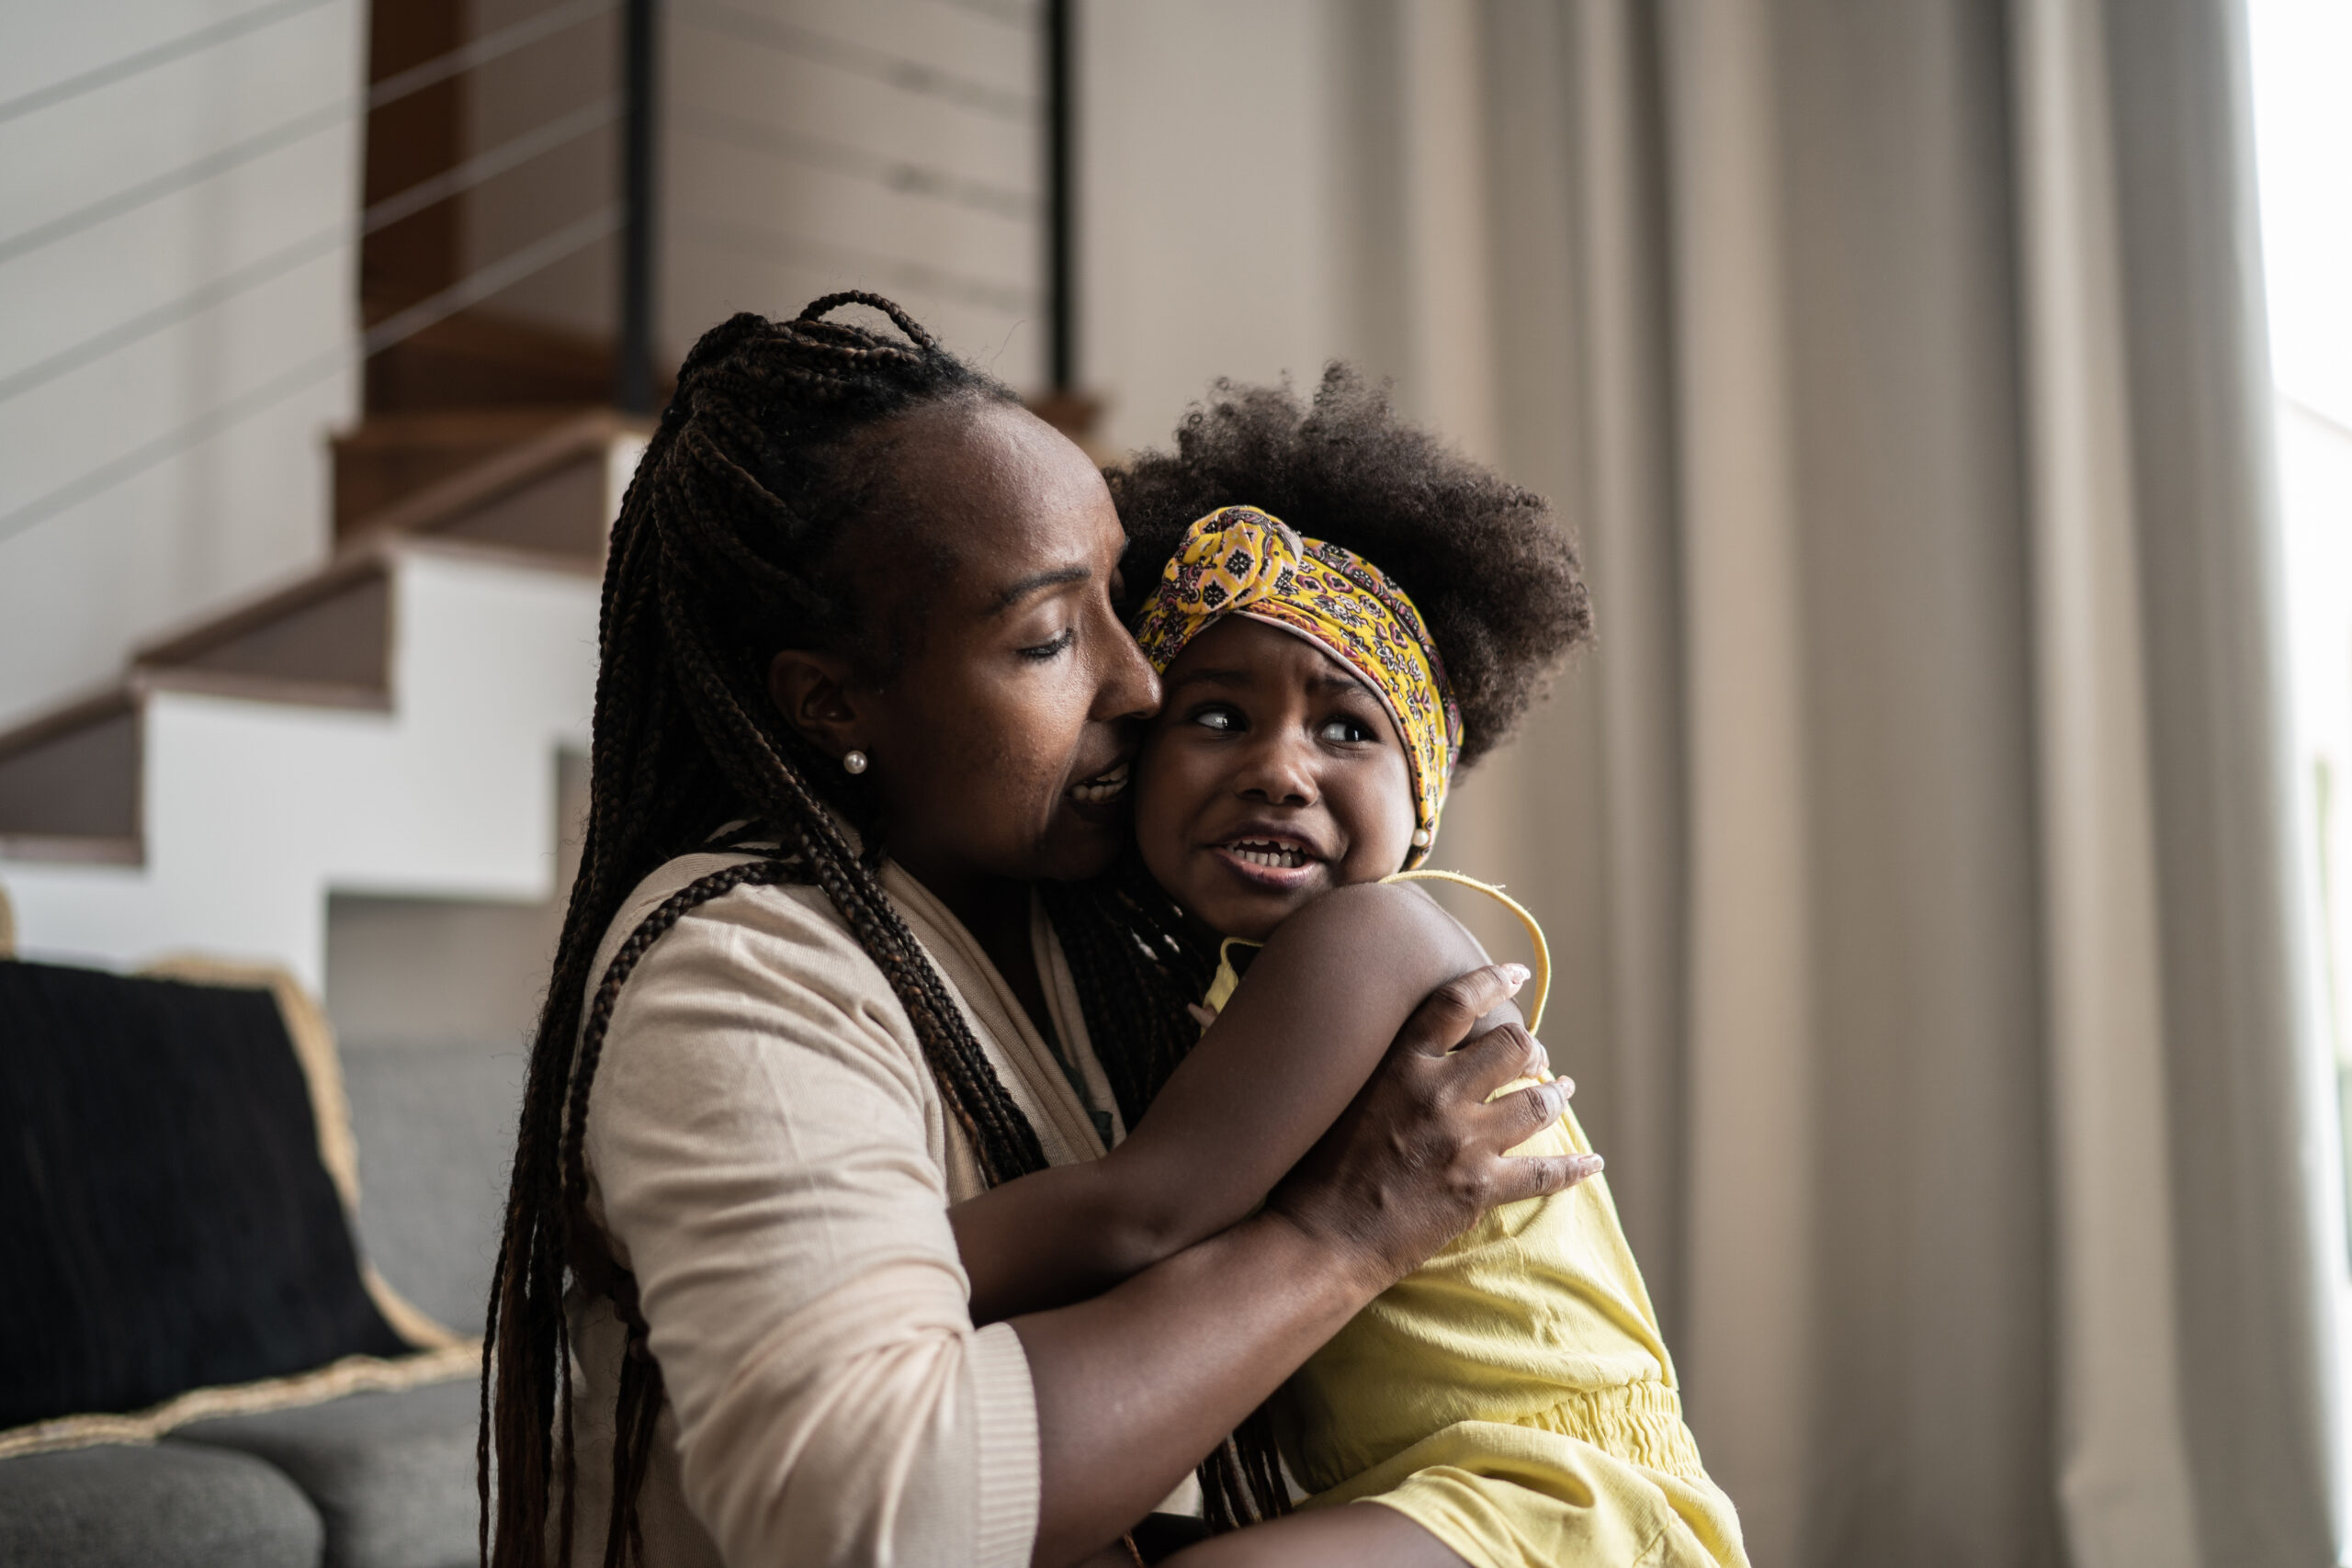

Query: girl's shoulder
1267;876;1464;952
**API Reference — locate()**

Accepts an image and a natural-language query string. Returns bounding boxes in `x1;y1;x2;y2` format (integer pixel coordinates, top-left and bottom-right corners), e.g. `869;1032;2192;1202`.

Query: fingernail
1577;1154;1605;1175
1502;964;1531;987
1556;1075;1575;1098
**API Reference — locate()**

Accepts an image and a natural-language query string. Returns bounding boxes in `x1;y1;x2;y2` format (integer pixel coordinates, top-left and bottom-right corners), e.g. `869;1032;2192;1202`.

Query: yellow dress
1199;873;1748;1568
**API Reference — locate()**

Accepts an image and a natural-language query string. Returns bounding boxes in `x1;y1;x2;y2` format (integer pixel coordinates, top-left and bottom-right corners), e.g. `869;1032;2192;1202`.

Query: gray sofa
0;1019;523;1568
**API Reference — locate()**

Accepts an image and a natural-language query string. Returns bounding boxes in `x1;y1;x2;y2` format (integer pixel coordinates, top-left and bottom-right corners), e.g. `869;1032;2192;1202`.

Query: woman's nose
1093;614;1162;723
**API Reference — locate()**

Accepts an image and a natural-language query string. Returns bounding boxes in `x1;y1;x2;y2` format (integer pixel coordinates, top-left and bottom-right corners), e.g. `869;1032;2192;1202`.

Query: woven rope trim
137;953;460;1350
0;1342;481;1461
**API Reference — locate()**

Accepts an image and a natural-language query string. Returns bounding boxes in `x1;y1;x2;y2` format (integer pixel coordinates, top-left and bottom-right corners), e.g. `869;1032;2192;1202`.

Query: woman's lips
1066;758;1131;822
1068;757;1130;806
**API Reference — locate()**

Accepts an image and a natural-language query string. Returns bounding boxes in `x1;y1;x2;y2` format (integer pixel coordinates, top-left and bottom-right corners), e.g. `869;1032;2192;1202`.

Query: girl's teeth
1232;843;1306;868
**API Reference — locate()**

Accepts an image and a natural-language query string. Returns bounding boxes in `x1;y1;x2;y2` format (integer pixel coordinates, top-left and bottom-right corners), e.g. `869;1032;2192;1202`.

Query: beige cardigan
564;849;1125;1568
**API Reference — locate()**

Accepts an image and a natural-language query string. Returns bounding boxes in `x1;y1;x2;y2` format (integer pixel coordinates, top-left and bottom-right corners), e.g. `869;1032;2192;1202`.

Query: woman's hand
1016;963;1599;1567
1267;963;1601;1292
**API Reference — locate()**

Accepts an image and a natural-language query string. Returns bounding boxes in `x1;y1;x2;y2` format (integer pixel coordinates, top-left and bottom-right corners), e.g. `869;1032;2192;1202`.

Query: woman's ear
767;649;865;762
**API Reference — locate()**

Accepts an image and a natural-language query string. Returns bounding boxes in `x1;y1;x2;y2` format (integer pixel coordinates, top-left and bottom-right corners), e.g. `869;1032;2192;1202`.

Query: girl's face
769;400;1160;899
1132;615;1417;942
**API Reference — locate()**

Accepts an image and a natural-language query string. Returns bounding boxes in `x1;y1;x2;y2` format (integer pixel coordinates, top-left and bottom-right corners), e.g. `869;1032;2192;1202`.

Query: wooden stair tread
334;406;589;446
0;687;139;844
137;549;394;695
332;404;596;532
1;402;634;866
0;534;605;769
341;409;638;556
0;834;141;865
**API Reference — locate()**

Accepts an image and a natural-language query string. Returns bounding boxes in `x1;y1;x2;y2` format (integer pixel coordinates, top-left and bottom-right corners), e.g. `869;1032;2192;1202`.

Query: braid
1041;872;1293;1529
1041;856;1214;1131
487;297;1296;1561
484;300;1055;1568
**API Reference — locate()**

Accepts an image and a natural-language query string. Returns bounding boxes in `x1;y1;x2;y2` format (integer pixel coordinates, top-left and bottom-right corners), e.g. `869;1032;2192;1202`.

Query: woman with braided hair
482;295;1591;1568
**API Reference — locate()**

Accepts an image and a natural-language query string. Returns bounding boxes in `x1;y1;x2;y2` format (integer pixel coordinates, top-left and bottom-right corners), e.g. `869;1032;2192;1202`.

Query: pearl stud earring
1411;827;1432;848
843;750;868;774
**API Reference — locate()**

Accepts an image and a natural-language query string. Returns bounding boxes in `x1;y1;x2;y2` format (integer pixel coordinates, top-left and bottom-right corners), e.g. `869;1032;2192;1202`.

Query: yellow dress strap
1381;870;1552;1035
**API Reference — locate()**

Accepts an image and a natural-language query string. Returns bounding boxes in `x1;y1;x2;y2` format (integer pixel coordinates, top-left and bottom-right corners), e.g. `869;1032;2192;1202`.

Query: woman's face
771;399;1159;897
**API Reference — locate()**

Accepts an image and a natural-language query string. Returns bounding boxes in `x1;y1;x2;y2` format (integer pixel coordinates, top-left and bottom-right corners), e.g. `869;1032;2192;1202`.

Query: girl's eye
1317;716;1376;744
1019;628;1077;661
1191;705;1241;733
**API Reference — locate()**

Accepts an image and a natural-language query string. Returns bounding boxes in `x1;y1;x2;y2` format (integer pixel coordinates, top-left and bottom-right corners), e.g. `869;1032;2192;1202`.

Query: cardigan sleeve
581;874;1039;1568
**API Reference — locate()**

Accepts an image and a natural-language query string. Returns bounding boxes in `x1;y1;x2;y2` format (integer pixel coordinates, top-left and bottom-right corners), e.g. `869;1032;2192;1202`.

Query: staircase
0;411;645;994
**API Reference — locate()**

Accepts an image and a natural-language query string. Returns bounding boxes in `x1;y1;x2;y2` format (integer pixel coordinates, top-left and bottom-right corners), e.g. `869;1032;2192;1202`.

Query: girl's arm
953;880;1580;1324
1019;966;1582;1567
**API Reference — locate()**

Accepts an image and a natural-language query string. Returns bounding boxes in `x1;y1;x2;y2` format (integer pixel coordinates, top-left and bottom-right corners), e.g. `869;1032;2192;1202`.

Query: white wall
1075;0;1512;465
660;0;1046;387
0;0;365;730
1077;0;1357;456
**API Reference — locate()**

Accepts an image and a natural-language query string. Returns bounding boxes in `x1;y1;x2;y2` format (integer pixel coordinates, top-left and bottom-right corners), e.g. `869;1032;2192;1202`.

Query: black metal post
1046;0;1074;392
616;0;659;413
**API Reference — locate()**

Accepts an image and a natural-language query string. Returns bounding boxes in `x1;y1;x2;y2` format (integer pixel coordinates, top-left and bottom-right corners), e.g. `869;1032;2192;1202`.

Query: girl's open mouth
1222;839;1313;870
1209;836;1327;890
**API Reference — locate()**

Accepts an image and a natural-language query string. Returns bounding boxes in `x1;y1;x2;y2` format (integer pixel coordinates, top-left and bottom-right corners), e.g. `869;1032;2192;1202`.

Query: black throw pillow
0;961;407;1428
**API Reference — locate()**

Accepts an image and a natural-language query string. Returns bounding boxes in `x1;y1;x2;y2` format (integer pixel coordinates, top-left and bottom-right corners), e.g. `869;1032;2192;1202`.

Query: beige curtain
1359;1;2339;1562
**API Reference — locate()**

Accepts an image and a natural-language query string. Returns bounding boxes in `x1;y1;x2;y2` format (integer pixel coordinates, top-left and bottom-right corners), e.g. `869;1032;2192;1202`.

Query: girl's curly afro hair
1108;364;1591;770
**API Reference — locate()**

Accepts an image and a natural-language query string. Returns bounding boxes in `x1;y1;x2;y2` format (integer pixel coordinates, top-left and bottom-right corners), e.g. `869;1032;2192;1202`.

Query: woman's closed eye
1017;627;1077;660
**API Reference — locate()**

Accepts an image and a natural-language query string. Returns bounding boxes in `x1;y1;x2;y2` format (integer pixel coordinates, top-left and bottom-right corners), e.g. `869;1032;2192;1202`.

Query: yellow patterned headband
1131;505;1463;868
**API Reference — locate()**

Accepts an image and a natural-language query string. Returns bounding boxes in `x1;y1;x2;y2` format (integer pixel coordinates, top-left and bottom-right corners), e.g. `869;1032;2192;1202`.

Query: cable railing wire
1;101;620;409
0;204;622;547
360;204;621;356
929;0;1036;26
0;225;349;408
366;0;618;114
0;0;611;135
677;211;1035;315
675;0;1035;122
361;96;618;235
0;0;618;276
0;98;350;268
0;0;338;127
673;105;1034;220
0;0;650;540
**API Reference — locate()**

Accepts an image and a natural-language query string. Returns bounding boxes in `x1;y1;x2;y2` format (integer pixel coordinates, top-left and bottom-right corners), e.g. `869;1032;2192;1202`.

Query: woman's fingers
1273;968;1586;1288
1447;1021;1547;1100
1480;1076;1572;1147
1487;1150;1605;1207
1395;964;1530;1059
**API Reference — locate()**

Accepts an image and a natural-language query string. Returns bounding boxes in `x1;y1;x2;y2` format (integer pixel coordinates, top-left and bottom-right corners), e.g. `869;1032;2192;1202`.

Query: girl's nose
1235;735;1317;807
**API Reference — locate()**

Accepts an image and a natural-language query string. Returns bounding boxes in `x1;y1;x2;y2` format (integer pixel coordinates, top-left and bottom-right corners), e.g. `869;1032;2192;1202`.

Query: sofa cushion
0;961;411;1433
342;1037;523;1336
171;1376;481;1568
0;1440;325;1568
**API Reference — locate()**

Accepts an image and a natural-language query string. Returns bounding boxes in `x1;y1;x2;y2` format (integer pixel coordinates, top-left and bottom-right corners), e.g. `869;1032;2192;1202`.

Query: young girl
953;374;1746;1568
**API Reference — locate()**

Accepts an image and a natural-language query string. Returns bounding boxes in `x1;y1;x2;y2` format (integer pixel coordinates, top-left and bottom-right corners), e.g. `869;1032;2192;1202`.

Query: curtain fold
1423;1;2338;1562
2101;3;2337;1561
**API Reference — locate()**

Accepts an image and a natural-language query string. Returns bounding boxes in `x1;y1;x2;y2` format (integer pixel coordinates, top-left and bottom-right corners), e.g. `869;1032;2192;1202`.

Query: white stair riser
0;551;599;992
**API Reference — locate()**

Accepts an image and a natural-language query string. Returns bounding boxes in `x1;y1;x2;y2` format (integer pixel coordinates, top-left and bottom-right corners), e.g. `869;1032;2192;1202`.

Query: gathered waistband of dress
1521;1379;1707;1480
